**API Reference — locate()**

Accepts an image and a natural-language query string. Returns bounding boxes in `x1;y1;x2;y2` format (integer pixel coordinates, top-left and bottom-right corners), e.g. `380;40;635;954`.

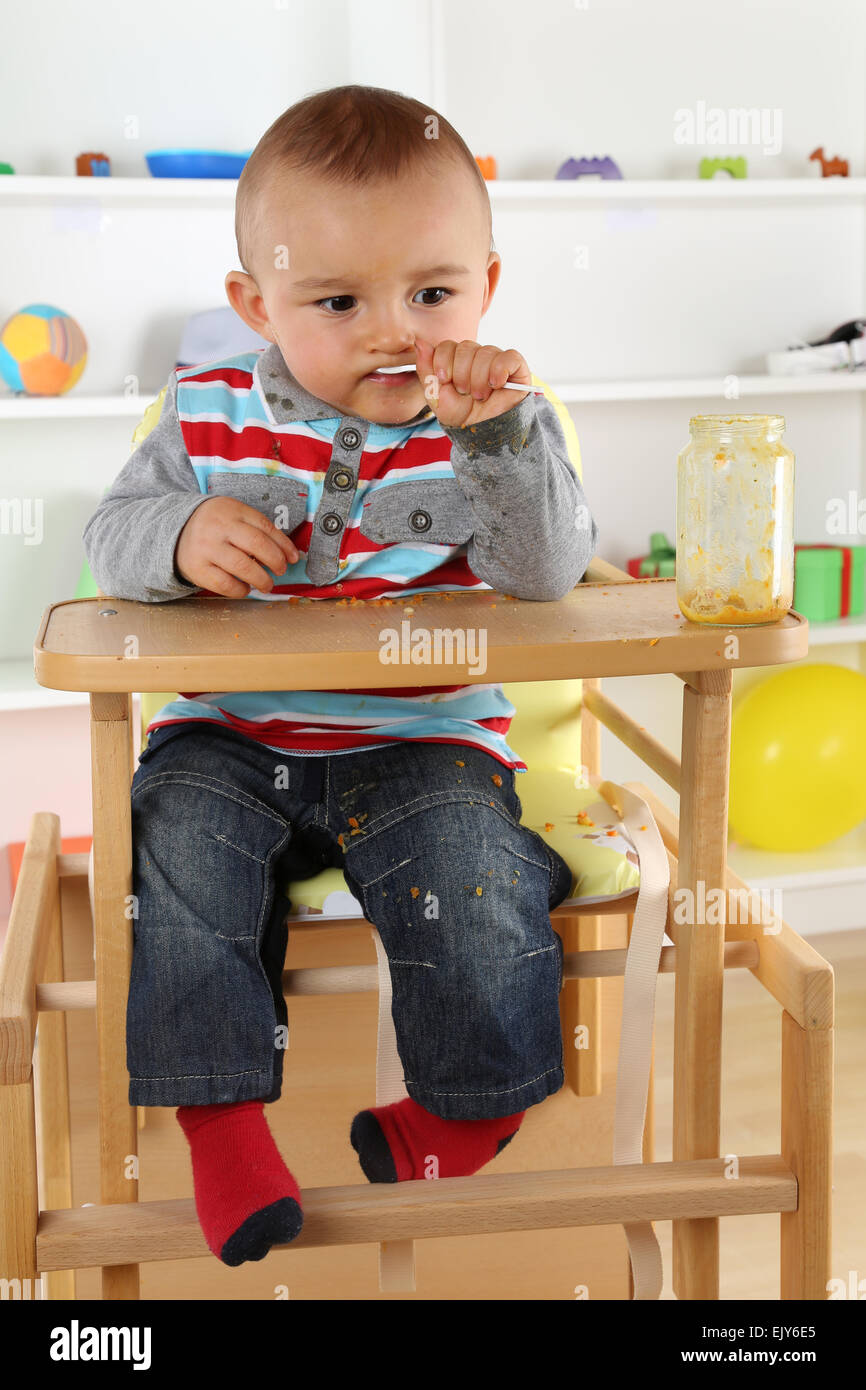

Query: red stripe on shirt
280;517;473;559
204;709;514;739
177;683;469;701
177;365;254;389
269;554;484;599
145;716;525;769
178;420;331;469
177;418;448;475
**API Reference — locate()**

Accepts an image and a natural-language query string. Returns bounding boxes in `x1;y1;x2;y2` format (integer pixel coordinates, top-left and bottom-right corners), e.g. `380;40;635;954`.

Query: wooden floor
39;905;861;1301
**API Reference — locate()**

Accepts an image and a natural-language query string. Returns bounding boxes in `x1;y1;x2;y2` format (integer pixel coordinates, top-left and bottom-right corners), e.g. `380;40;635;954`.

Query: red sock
176;1099;303;1265
350;1096;525;1182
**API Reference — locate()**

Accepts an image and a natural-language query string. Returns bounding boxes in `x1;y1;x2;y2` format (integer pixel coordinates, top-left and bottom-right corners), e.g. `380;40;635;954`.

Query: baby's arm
442;393;600;601
82;371;211;603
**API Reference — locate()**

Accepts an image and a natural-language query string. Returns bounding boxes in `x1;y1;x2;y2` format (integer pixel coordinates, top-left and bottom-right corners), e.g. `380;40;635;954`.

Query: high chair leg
0;1082;40;1297
781;1010;833;1299
559;913;603;1096
35;870;74;1300
90;692;140;1300
1;810;61;1301
672;668;732;1300
90;843;146;1142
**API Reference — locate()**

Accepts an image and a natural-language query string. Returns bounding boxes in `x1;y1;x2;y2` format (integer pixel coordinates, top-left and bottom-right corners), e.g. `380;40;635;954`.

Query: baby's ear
224;271;274;341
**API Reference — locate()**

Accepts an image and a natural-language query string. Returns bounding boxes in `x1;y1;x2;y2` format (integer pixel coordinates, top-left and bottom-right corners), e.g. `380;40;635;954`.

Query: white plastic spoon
377;364;536;390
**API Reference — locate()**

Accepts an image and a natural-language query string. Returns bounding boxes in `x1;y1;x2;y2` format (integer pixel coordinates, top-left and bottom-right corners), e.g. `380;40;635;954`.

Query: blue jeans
127;723;573;1118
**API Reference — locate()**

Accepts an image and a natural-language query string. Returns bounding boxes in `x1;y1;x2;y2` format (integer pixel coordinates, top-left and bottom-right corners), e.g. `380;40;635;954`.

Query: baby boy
83;84;599;1267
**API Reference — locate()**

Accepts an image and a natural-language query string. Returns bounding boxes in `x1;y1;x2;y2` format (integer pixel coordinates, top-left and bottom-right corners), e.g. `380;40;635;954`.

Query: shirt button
332;470;353;490
409;509;432;532
321;512;343;534
339;427;361;450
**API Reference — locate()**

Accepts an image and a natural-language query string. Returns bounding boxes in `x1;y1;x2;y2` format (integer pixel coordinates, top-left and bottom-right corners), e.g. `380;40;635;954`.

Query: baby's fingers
488;349;531;391
414;336;439;405
242;513;298;569
414;335;433;380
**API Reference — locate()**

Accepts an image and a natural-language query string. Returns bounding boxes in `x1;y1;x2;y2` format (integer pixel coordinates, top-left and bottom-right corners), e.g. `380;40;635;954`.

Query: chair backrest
500;678;582;773
130;375;585;771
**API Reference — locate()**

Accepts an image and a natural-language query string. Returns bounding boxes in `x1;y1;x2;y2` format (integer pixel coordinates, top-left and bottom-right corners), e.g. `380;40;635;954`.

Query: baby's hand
174;496;299;597
415;337;532;428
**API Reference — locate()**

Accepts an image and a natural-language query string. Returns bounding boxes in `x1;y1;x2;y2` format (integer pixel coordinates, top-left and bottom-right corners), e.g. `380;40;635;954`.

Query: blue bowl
145;149;252;179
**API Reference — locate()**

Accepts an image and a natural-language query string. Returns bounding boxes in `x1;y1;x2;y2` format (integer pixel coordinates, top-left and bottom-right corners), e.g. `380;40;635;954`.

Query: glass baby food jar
676;414;794;625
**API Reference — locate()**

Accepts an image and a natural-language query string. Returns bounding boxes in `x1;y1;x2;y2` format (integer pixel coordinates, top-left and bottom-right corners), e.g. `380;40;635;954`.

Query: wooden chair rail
31;940;761;1016
633;784;834;1031
34;1155;797;1271
582;558;634;585
0;815;61;1084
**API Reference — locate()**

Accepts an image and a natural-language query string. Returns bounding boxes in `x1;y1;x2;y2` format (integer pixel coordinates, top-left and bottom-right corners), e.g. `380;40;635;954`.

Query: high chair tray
33;578;809;692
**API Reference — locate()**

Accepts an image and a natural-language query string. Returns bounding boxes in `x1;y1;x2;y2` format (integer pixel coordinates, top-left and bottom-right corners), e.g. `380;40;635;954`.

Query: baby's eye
315;288;452;313
316;295;356;314
414;287;451;306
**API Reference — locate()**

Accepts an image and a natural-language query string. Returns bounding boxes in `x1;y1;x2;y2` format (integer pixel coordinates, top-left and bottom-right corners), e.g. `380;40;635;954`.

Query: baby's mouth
364;365;418;385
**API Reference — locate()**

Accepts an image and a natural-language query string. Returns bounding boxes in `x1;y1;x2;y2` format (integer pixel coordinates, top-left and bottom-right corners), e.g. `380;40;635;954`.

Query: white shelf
490;177;866;204
1;174;866;206
555;372;866;403
805;614;866;644
728;821;866;892
0;659;143;713
0;175;239;205
2;372;865;419
0;660;88;711
0;394;160;419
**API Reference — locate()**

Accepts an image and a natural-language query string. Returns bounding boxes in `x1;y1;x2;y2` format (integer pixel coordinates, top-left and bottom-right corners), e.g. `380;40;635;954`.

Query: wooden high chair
1;561;832;1300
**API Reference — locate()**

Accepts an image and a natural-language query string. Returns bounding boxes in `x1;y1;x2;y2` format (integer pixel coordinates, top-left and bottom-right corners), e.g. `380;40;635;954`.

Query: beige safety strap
598;780;668;1300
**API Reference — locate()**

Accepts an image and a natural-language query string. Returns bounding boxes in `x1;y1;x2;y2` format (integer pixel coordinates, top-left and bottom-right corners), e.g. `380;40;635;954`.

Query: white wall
0;0;351;175
439;0;865;179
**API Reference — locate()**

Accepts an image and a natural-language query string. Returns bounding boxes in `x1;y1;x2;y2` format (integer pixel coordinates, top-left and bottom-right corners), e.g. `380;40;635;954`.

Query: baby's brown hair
235;84;493;276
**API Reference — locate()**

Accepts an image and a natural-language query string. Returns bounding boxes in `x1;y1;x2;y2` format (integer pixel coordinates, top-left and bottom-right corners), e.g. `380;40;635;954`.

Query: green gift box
793;543;866;621
626;531;676;578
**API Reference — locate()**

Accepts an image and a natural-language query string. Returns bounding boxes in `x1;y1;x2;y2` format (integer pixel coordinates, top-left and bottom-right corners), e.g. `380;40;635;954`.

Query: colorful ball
0;304;87;395
729;663;866;850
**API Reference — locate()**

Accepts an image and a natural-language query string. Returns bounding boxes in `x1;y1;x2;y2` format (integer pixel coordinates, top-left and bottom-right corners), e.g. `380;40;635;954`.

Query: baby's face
246;162;500;425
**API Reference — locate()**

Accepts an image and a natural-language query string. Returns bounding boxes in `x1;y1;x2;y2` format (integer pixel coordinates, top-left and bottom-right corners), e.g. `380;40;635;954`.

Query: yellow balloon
729;663;866;851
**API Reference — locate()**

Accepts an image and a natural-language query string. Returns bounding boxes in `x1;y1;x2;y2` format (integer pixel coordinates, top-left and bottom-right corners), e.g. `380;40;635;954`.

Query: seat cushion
282;769;641;916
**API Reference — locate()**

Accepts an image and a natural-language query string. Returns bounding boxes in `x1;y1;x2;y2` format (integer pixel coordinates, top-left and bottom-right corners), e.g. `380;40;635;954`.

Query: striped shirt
82;344;599;770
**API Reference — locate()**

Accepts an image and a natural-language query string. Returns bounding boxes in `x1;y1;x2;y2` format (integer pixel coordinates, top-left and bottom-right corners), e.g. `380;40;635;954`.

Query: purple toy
556;155;623;180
